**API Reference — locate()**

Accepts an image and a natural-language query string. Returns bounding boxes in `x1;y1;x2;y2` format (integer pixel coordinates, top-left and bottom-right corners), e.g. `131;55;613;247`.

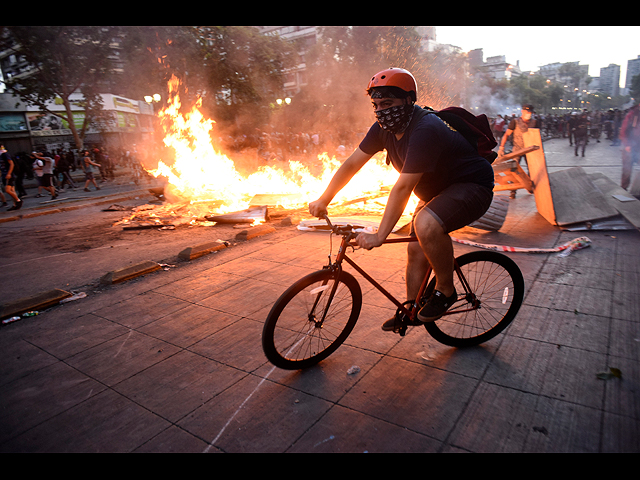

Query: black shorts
410;183;493;235
41;173;54;187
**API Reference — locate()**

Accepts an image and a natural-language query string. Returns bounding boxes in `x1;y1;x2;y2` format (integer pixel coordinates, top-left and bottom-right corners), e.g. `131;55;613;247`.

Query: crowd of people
489;103;640;191
216;127;365;164
490;108;630;152
0;145;153;210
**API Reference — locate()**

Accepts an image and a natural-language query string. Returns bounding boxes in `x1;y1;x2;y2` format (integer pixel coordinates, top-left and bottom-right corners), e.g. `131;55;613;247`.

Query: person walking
620;102;640;191
57;150;76;190
32;151;57;199
0;146;22;210
82;150;101;192
573;110;590;157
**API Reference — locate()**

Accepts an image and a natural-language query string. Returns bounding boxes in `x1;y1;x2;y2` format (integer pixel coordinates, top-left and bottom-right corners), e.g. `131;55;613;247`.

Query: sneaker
84;188;90;192
417;289;457;322
381;315;423;332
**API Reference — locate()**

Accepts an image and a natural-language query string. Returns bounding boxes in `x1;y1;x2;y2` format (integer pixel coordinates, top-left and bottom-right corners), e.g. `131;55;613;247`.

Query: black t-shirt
359;105;494;201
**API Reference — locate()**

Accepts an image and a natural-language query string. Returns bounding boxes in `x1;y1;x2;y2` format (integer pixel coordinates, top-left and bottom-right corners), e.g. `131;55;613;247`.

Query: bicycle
262;215;525;370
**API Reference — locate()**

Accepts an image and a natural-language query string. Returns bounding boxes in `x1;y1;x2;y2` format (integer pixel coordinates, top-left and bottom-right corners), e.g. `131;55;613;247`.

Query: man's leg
412;207;454;298
406;241;430;301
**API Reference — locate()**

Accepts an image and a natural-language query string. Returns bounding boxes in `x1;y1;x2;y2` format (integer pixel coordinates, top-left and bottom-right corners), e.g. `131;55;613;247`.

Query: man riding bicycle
309;67;494;329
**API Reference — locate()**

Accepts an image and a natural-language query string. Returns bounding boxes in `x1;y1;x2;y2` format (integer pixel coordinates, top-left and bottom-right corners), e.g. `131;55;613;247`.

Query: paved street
0;137;638;452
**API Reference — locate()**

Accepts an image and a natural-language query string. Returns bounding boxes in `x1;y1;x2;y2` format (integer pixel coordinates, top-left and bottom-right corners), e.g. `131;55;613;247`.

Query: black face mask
375;103;414;134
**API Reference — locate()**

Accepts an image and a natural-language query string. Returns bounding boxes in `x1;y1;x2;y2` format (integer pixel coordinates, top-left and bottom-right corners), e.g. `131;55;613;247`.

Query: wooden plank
547;167;618;225
631;170;640;197
589;173;640;230
522;129;556;225
493;145;540;165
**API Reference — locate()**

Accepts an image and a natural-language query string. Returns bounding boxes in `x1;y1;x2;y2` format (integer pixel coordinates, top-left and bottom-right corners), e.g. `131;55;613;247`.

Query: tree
115;26;205;104
2;26;121;151
192;26;295;129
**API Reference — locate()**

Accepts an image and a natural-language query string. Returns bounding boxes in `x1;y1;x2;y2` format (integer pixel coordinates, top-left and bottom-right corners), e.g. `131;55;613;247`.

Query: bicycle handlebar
320;214;364;240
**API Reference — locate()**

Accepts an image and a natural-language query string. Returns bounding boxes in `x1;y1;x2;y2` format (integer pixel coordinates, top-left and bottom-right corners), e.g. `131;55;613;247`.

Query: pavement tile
445;382;540;453
112;350;247;423
338;355;478;441
609;318;640;361
138;303;242;348
64;330;182;387
0;337;59;387
91;291;193;329
342;302;402;355
152;270;246;303
602;355;640;419
1;388;170;453
177;373;332;453
197;276;289;317
601;412;640;453
387;330;500;379
0;361;106;446
287;404;442;453
507;304;610;353
611;289;640;322
255;344;383;403
524;281;613;317
483;335;607;409
22;312;131;360
523;395;602;453
188;317;269;372
133;425;216;453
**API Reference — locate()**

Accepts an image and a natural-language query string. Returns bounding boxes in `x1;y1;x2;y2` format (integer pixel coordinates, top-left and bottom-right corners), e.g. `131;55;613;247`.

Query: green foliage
3;26;120;149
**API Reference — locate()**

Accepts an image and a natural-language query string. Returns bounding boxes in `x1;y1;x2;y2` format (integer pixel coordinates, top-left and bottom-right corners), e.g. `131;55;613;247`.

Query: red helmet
367;67;417;100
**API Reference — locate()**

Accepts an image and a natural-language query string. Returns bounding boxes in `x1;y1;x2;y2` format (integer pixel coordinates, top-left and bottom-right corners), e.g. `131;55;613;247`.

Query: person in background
0;145;22;210
32;151;57;199
82;150;101;192
573;110;590;157
497;104;540;197
620;102;640;191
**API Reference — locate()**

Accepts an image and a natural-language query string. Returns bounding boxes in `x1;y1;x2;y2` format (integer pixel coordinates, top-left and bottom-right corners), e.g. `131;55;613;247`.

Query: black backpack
415;106;499;163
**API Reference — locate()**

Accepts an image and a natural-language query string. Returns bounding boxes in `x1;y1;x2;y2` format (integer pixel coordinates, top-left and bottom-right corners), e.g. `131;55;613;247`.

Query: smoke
466;84;520;117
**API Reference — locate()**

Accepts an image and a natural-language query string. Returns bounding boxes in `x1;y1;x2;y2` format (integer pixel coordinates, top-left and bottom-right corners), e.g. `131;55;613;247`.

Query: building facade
625;55;640;94
0;92;156;156
599;64;621;97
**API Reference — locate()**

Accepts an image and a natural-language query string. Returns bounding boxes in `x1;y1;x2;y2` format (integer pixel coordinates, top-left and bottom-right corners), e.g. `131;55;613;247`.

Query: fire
145;75;418;220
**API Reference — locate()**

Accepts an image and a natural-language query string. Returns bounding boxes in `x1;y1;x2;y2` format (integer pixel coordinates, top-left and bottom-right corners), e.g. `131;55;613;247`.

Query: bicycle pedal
396;325;408;336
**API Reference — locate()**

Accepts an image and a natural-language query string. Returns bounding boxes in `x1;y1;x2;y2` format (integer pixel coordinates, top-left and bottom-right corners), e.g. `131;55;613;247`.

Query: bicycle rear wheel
424;250;524;347
262;269;362;370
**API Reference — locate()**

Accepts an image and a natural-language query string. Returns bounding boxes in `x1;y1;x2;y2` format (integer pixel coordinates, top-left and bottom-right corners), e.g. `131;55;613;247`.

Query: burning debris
111;74;420;232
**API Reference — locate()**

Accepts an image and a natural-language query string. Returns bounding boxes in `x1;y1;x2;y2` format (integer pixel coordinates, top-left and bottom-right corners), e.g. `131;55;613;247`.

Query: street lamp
144;93;161;103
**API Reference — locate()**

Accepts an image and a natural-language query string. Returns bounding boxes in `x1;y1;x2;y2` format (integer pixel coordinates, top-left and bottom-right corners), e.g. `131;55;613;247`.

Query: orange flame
146;75;418;218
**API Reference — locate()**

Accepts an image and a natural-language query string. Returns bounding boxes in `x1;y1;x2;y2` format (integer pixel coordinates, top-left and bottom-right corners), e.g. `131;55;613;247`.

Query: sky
434;26;639;88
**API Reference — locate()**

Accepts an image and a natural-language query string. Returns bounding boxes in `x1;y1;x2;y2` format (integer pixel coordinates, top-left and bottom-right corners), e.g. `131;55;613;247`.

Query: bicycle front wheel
424;250;524;347
262;269;362;370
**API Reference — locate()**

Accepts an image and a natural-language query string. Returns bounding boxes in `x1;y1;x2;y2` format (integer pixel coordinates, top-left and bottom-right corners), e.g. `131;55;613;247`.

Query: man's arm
498;129;513;154
309;147;373;217
355;171;423;250
6;158;14;178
